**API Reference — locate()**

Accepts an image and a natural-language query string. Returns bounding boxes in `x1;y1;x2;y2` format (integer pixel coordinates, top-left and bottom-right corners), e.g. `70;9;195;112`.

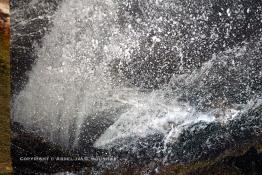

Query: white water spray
13;0;239;151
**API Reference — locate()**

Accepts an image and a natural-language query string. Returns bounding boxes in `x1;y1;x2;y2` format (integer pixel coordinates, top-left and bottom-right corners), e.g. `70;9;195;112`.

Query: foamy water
13;0;241;152
94;89;240;149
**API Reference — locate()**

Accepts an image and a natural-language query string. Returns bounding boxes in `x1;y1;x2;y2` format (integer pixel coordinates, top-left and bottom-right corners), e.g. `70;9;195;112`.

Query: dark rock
11;122;91;174
233;147;262;174
104;100;262;165
78;106;128;153
189;147;262;175
165;100;262;163
104;102;262;174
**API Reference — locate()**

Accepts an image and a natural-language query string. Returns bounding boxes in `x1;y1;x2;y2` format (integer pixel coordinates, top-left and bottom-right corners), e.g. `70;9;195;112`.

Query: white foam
94;91;218;149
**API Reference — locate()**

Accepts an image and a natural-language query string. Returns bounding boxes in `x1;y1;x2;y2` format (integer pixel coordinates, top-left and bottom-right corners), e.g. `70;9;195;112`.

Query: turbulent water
12;0;262;165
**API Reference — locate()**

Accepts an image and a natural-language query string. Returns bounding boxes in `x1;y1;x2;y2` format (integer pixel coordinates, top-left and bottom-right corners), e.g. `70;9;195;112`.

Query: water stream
12;0;260;160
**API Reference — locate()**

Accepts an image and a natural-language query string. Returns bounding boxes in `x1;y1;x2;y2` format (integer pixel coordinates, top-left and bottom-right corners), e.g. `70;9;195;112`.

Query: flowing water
12;0;261;165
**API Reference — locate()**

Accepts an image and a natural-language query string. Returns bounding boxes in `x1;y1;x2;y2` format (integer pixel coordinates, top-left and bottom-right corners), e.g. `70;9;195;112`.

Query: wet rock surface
104;102;262;174
11;101;262;174
11;122;92;174
10;0;262;174
99;100;262;163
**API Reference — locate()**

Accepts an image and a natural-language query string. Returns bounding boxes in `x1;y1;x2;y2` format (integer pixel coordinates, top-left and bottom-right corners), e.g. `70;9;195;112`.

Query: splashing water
95;90;215;149
13;0;243;152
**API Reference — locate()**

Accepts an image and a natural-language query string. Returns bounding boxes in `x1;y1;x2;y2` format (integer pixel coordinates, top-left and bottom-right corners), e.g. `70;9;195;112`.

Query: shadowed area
0;0;12;173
